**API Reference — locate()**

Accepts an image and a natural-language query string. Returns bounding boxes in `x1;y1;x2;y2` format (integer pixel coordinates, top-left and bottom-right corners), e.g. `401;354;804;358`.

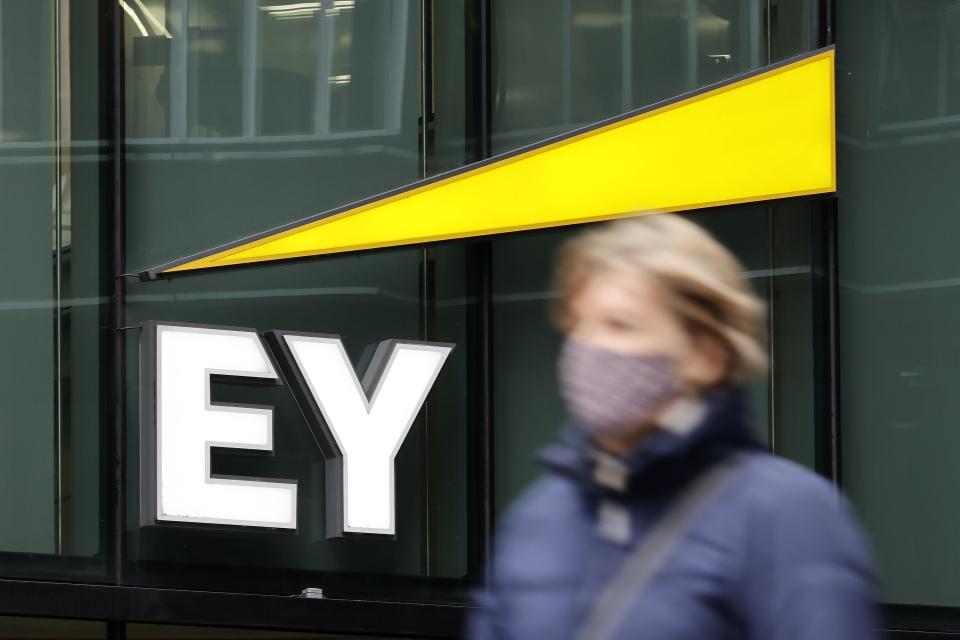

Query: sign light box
140;322;452;538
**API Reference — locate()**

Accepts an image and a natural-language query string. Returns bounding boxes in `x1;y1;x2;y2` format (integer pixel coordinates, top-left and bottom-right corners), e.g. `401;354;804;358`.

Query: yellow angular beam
146;47;835;278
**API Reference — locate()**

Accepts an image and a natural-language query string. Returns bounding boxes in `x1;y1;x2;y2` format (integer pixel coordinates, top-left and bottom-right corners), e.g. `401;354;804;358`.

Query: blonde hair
552;213;767;385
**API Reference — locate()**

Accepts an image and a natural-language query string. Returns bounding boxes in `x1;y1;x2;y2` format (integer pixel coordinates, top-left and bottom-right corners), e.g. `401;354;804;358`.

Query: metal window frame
0;578;463;638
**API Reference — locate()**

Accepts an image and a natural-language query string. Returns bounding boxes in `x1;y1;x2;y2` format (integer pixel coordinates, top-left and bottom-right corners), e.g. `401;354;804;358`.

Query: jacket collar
539;385;761;494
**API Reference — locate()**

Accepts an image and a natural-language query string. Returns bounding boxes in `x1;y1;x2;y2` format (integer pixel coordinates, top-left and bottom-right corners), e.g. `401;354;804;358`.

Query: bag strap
575;454;745;640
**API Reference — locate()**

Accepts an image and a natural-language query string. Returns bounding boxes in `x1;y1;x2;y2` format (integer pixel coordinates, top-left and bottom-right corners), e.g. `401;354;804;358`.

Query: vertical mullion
420;0;434;179
937;7;949;118
819;0;834;49
169;0;187;139
53;0;65;556
819;0;839;484
54;0;75;556
767;0;773;65
313;7;333;134
241;0;258;137
465;0;493;581
749;0;762;68
385;2;412;132
418;0;435;577
823;199;841;485
766;207;776;450
685;0;698;89
102;0;127;585
0;2;4;138
560;0;571;123
620;0;632;112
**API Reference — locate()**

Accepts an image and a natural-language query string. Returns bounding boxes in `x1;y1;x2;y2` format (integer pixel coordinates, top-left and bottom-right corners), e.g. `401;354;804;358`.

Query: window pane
0;0;57;556
187;0;244;137
489;0;829;511
124;0;421;271
123;0;473;597
490;204;827;511
257;1;319;135
0;0;103;574
492;0;769;152
769;0;819;62
837;0;960;606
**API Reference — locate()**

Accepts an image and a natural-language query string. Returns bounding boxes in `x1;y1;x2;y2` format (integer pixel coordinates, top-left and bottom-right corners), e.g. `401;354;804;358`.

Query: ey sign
139;322;452;538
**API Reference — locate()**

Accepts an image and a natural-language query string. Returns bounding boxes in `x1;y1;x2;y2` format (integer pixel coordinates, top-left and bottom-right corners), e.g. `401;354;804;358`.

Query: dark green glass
489;0;828;512
0;0;103;570
838;0;960;607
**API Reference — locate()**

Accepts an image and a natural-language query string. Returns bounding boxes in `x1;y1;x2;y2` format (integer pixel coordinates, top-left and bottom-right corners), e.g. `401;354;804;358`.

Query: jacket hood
539;384;762;495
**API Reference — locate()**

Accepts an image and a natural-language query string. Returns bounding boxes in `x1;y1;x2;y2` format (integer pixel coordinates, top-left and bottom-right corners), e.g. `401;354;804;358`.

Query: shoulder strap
575;454;745;640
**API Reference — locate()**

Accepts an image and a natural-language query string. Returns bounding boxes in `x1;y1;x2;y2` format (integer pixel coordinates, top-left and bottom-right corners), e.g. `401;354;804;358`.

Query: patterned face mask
558;338;684;436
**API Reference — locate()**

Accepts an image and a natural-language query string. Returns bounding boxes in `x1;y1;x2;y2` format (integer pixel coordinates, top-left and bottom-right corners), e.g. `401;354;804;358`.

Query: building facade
0;0;957;637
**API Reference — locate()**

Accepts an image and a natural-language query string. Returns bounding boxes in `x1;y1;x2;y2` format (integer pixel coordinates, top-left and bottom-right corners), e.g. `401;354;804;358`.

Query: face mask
558;338;683;436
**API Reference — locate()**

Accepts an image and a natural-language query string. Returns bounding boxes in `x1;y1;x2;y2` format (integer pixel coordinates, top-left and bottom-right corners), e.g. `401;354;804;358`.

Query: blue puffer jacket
468;387;879;640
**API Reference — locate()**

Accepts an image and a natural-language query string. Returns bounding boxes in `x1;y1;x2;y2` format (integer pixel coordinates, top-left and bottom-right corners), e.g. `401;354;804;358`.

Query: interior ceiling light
260;2;322;19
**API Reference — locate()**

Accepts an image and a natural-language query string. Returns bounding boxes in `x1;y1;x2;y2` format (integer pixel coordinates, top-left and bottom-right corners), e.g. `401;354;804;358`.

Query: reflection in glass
0;0;102;566
838;0;960;607
124;0;419;272
489;0;829;511
187;0;243;137
122;0;471;596
489;204;827;512
492;0;772;152
258;1;319;135
124;0;409;141
491;0;820;153
0;0;57;556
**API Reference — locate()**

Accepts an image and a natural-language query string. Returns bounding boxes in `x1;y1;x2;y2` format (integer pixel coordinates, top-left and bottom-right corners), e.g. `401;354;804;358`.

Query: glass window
837;0;960;607
125;0;409;141
489;0;831;511
123;0;421;271
0;0;103;574
0;0;58;558
491;0;773;152
769;0;820;62
490;204;829;511
187;0;244;137
257;1;319;136
122;0;474;598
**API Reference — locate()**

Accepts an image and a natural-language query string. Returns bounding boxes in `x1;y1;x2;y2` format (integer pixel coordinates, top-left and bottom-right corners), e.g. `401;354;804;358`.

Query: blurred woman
468;213;878;640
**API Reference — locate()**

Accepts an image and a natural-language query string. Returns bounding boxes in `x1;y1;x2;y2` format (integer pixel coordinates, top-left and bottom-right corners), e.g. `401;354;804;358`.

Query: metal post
99;0;127;584
465;0;494;580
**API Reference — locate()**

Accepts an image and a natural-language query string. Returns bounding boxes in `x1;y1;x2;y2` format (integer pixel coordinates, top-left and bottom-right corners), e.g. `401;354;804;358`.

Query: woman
468;213;878;639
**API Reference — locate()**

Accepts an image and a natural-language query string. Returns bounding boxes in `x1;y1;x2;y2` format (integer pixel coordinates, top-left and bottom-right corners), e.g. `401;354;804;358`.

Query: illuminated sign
140;322;452;537
141;47;836;279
